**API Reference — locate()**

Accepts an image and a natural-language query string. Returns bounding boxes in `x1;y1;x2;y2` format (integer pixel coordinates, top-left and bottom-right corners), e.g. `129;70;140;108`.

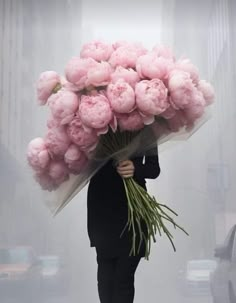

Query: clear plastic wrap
44;109;211;216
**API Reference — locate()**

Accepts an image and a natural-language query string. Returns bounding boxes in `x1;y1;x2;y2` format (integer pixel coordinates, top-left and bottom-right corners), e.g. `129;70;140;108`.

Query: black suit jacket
87;146;160;257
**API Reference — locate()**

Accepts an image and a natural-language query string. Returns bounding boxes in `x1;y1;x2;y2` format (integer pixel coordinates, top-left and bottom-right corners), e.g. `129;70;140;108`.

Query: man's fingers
118;161;134;169
116;160;134;178
117;166;133;172
118;160;132;167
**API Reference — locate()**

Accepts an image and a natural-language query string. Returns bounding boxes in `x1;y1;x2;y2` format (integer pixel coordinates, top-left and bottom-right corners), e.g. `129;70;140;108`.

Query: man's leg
97;255;117;303
113;256;141;303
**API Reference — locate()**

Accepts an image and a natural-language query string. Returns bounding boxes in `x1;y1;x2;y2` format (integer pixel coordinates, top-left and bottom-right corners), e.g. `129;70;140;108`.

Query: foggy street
1;0;236;303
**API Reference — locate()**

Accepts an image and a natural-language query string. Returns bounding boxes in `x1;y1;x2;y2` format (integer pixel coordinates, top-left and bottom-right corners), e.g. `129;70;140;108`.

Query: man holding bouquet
87;147;160;303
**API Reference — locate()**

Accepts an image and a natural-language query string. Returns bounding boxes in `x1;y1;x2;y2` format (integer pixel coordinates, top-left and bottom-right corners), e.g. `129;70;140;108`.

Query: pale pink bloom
37;71;61;105
160;103;176;119
135;79;169;115
139;112;155;125
136;52;174;80
109;43;147;68
67;115;99;151
60;77;81;92
76;89;111;135
183;90;206;123
47;115;61;129
107;80;135;113
175;59;199;84
184;102;205;123
48;90;79;125
112;40;130;50
197;80;215;105
27;138;50;172
81;88;117;134
117;110;144;131
166;110;187;132
86;87;109;97
80;41;114;62
79;94;113;129
64;144;88;174
191;89;206;107
65;57;97;90
168;70;197;109
48;160;69;185
94;126;110;136
34;172;57;191
45;126;71;158
34;160;69;191
86;61;112;87
152;45;176;61
111;66;140;88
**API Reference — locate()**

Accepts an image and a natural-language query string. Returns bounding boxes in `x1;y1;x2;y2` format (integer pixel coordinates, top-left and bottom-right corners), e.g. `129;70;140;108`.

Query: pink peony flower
166;110;187;132
37;71;61;105
136;52;174;80
112;40;130;50
135;79;169;115
152;45;176;61
109;43;147;68
86;61;112;87
82;89;118;133
64;144;88;174
79;94;113;129
80;41;114;62
183;90;206;124
160;103;176;119
45;126;71;158
67;114;99;151
65;57;97;90
168;70;197;109
48;90;79;125
60;77;81;92
184;102;205;124
197;80;215;105
48;160;69;185
27;138;50;172
117;110;144;131
139;112;155;125
107;80;135;113
175;59;199;84
34;160;69;191
47;115;61;129
34;172;57;191
111;66;140;88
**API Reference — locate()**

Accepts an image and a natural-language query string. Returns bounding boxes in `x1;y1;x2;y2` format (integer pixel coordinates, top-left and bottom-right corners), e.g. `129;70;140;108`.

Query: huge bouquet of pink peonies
27;41;214;258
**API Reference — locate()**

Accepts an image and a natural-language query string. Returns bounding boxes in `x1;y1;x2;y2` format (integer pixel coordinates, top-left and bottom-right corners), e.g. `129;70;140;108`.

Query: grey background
0;0;235;302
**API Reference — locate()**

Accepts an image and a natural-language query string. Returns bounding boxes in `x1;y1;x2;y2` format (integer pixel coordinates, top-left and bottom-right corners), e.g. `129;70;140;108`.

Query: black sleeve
132;145;160;180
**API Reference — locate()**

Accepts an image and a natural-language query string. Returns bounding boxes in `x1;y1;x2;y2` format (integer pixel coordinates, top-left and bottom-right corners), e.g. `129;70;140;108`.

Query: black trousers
96;255;141;303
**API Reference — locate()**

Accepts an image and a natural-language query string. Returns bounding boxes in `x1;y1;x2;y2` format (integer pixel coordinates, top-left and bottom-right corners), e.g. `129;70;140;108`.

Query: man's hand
116;160;135;178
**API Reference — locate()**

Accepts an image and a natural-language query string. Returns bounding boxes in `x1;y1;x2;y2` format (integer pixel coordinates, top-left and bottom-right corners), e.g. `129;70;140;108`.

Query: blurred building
0;0;82;254
160;0;236;258
206;0;236;242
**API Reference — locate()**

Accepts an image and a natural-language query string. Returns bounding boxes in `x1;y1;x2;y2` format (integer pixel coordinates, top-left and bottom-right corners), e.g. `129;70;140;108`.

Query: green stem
97;129;188;259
